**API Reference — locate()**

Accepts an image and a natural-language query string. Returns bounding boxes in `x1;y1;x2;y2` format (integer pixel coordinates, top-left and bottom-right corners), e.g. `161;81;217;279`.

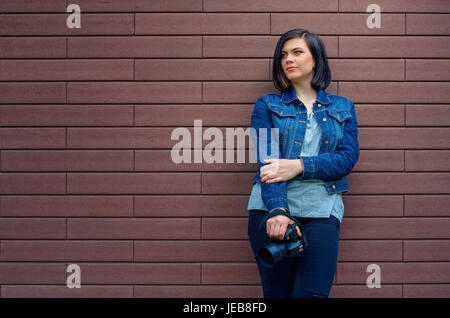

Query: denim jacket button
324;140;329;144
332;185;336;189
322;118;327;122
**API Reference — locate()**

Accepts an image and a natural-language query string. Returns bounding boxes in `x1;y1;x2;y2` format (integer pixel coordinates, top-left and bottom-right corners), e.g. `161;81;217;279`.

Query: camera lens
258;243;287;266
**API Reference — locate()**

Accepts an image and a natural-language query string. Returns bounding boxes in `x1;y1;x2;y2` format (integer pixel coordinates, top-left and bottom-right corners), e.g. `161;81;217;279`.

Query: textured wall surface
0;0;449;298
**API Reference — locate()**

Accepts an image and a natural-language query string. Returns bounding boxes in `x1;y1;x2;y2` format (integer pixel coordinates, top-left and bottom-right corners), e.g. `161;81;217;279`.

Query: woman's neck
291;82;317;102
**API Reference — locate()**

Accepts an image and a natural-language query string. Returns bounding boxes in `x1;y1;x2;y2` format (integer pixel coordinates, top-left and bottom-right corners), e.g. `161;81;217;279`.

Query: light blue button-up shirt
247;111;344;223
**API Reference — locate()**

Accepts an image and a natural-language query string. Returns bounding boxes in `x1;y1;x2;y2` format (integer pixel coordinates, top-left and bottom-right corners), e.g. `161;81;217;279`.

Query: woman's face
280;37;316;84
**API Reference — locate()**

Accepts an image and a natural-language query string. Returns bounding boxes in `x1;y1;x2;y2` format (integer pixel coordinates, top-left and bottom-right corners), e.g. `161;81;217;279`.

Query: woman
247;28;360;298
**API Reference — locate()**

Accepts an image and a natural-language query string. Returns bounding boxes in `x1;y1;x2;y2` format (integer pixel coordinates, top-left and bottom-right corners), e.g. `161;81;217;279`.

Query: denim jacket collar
280;86;332;106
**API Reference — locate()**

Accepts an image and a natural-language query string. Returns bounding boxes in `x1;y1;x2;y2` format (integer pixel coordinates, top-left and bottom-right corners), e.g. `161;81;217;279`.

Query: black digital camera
258;211;308;266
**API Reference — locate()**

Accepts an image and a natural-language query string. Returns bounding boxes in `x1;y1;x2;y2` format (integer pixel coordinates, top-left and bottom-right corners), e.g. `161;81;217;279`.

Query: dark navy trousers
248;210;341;298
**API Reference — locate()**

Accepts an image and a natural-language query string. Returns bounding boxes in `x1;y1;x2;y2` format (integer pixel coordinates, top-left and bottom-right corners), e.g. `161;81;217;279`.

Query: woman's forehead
281;38;308;51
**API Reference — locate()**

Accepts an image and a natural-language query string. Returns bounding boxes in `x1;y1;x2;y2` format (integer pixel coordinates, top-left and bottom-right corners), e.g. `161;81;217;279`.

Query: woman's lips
286;67;297;71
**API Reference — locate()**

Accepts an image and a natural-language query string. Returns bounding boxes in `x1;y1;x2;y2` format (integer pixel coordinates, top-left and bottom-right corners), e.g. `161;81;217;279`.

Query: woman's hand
260;158;303;183
266;214;302;240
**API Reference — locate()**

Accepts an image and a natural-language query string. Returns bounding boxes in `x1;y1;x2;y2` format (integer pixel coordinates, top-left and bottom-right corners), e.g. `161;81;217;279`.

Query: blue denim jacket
248;110;345;222
250;85;360;212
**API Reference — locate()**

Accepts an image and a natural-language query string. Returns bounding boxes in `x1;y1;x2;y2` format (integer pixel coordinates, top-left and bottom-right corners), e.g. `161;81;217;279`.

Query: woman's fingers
261;170;283;183
278;223;288;240
268;223;279;239
260;159;279;182
296;226;302;237
266;215;290;240
268;222;278;240
269;223;287;240
260;168;273;182
265;176;284;184
266;215;303;240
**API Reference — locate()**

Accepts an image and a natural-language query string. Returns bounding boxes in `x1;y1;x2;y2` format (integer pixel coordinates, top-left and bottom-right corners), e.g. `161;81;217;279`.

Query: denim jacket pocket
268;105;296;154
326;109;352;149
268;104;296;119
327;109;352;123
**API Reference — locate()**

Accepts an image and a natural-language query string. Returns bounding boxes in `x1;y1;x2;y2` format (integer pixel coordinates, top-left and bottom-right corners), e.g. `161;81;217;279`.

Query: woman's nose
286;54;294;63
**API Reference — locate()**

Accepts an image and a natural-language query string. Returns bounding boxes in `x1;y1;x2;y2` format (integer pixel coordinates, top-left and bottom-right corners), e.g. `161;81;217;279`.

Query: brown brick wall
0;0;449;298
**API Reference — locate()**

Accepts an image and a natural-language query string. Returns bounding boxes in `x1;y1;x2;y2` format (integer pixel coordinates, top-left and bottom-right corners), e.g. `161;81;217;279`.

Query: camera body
258;213;308;266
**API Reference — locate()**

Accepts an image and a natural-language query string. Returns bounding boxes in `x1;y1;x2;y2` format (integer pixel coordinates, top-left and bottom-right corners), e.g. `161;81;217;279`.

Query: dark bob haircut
272;28;332;92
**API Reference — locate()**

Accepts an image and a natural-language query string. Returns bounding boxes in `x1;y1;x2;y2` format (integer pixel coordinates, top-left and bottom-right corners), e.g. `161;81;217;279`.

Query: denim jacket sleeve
250;96;290;212
299;100;360;180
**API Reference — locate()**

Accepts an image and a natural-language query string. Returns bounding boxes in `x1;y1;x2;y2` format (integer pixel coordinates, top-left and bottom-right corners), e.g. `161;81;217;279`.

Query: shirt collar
280;86;332;105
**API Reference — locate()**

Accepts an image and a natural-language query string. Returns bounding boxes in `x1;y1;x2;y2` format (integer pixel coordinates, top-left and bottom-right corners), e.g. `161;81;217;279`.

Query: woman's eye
280;51;302;58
